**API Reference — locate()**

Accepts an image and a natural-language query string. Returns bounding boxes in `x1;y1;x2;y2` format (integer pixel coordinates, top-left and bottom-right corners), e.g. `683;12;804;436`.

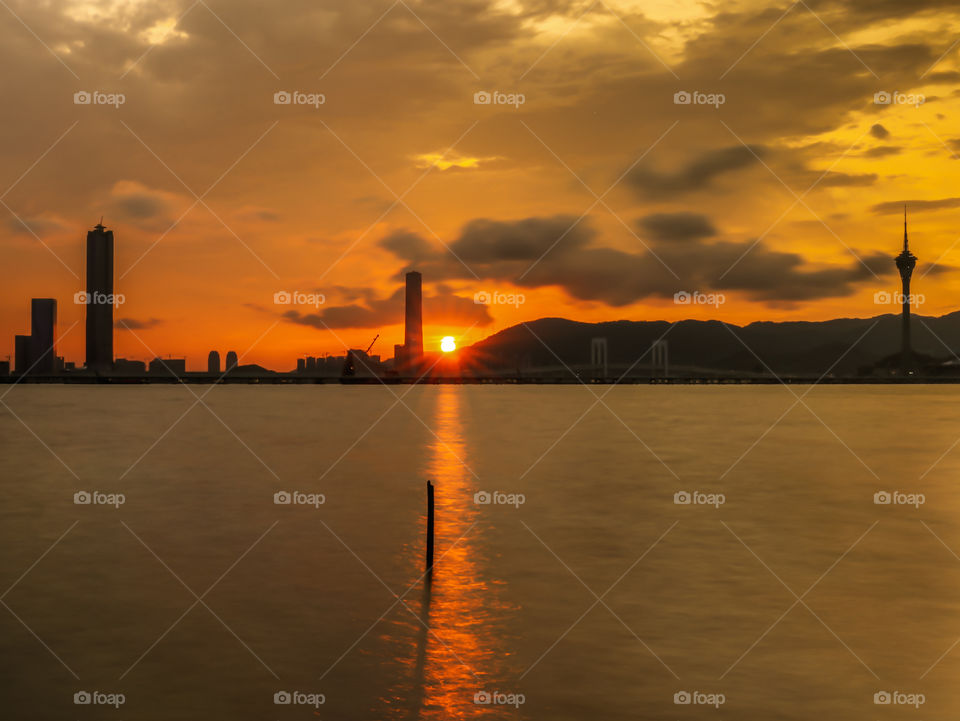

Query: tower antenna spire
904;204;909;251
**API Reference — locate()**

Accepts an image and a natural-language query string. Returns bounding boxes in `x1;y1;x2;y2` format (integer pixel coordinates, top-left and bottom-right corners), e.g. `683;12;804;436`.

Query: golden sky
3;0;960;370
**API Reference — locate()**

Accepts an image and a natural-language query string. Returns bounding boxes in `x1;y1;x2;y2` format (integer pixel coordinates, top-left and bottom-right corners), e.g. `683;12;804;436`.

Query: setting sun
440;336;456;353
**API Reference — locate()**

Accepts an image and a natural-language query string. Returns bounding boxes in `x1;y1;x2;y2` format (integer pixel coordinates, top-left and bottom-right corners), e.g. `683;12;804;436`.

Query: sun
440;336;457;353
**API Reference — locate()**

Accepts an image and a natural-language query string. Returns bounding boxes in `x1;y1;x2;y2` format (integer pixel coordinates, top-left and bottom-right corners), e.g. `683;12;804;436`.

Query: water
1;384;960;719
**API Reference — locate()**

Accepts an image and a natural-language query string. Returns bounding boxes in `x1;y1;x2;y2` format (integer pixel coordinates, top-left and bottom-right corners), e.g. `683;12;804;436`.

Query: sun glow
440;336;456;353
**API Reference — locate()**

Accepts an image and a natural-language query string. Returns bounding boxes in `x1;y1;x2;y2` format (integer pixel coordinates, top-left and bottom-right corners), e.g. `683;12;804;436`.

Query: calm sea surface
2;385;960;719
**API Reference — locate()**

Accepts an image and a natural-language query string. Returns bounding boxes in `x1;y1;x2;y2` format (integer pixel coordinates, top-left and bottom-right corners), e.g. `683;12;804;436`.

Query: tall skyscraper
208;351;221;374
404;271;423;361
895;208;917;374
30;298;57;375
14;335;30;374
85;221;115;372
225;351;238;370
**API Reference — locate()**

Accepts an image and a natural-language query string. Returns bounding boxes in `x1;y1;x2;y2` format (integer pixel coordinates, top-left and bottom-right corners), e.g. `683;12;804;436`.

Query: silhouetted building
896;209;918;373
208;350;221;374
14;335;30;374
306;356;317;372
297;358;306;373
651;339;669;378
590;337;608;377
85;221;114;372
225;351;238;370
404;271;423;360
114;358;146;374
30;298;57;375
149;357;186;376
0;361;9;376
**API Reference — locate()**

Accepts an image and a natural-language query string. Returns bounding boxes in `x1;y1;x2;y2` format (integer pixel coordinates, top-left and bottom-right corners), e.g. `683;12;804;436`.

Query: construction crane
342;334;380;377
364;334;379;355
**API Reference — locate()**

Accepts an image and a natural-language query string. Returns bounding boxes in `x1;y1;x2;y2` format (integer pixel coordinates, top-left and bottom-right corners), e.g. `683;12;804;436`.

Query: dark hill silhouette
461;312;960;377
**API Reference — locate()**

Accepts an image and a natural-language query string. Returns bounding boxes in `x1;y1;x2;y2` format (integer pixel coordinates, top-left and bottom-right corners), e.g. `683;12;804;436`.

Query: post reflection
382;386;518;720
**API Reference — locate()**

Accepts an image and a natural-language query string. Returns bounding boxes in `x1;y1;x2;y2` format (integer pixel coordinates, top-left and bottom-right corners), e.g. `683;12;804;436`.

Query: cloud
625;145;765;198
870;123;890;139
116;317;163;330
637;212;717;243
105;181;177;231
872;198;960;214
281;285;493;330
381;215;896;305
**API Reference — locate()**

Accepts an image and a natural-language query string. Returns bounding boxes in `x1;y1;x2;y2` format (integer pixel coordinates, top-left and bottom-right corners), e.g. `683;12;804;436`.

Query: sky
3;0;960;370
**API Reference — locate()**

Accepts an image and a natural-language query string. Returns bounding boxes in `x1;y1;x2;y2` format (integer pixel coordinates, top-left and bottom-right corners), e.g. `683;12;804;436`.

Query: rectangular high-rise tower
30;298;57;375
404;271;423;361
85;222;114;372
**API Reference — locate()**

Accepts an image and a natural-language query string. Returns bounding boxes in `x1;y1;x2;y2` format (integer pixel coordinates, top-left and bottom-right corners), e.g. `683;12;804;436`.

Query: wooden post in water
425;480;435;572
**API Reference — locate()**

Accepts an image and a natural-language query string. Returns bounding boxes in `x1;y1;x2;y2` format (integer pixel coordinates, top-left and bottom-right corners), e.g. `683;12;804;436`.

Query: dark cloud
626;145;765;198
281;286;492;330
863;146;901;158
872;198;960;214
116;317;163;330
870;123;890;139
381;215;897;305
637;213;717;243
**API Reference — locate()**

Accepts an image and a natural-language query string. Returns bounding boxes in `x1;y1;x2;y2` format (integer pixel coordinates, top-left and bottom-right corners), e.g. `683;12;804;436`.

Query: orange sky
3;0;960;371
